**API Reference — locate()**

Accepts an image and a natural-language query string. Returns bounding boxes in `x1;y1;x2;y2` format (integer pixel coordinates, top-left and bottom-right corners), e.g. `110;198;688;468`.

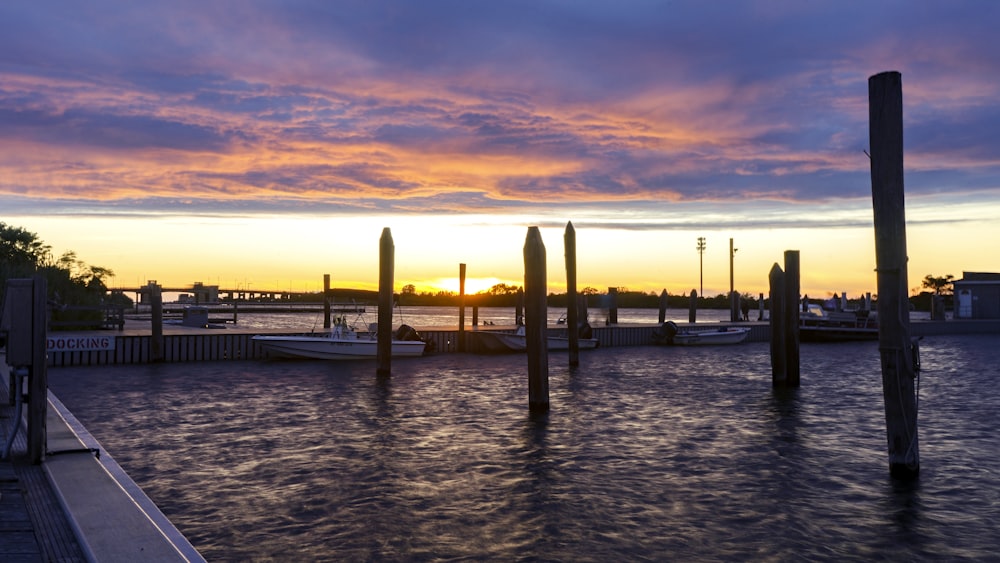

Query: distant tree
580;287;600;295
921;274;954;295
484;283;521;296
401;284;416;295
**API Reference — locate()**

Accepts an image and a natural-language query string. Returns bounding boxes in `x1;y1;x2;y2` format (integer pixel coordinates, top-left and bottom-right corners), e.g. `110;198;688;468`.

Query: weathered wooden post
607;287;618;324
458;263;467;352
149;281;163;363
869;70;919;477
783;251;801;386
769;263;787;386
688;289;697;323
730;237;739;322
658;289;668;324
376;228;394;376
758;292;765;321
323;273;331;329
524;227;549;413
472;304;479;327
564;221;580;366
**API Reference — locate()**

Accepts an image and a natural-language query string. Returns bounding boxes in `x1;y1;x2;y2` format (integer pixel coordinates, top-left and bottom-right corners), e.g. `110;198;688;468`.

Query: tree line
0;222;131;328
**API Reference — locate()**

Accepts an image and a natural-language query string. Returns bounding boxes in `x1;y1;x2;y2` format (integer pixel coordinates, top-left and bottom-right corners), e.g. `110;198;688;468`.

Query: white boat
252;320;427;360
474;325;600;353
652;321;750;346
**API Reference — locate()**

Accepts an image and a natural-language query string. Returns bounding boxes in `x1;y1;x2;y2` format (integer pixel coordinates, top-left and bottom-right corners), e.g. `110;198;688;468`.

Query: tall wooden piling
564;221;580;366
658;289;668;324
869;70;919;477
783;251;801;386
458;263;467;352
376;228;394;376
689;290;697;323
769;264;787;385
323;274;331;329
149;281;163;363
29;277;47;463
524;227;549;413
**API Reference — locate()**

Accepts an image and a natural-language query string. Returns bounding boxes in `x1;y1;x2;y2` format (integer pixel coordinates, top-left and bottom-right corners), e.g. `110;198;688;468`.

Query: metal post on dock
458;263;466;352
564;221;579;366
524;227;549;413
1;277;49;463
377;228;394;376
869;70;919;478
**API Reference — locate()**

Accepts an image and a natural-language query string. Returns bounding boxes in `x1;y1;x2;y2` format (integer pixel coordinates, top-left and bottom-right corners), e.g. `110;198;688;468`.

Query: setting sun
428;276;515;295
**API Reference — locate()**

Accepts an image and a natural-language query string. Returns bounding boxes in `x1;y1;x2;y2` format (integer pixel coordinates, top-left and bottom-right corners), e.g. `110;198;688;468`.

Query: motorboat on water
652;321;750;346
252;318;428;360
799;303;879;342
474;324;600;353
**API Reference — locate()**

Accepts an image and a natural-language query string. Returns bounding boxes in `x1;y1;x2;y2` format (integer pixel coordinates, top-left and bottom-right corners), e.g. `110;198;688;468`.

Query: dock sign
47;335;116;352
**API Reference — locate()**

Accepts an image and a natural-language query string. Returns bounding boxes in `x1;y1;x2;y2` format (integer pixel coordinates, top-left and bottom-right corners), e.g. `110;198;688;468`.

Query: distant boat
652;321;750;346
252;320;428;360
474;325;600;353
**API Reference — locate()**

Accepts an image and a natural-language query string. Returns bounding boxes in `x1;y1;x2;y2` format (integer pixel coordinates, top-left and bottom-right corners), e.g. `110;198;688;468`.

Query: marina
45;335;1000;560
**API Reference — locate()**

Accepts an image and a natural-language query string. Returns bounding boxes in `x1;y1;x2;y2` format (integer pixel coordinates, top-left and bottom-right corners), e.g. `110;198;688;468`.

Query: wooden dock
44;319;1000;367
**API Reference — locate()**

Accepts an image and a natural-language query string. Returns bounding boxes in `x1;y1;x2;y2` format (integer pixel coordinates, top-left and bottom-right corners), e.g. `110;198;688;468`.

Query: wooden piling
783;250;801;386
323;274;331;329
472;305;479;327
150;281;163;363
608;287;618;324
869;70;919;477
28;276;47;463
377;228;394;376
769;263;787;385
658;289;668;324
524;227;549;413
758;292;764;321
564;221;580;366
689;290;697;323
458;263;467;352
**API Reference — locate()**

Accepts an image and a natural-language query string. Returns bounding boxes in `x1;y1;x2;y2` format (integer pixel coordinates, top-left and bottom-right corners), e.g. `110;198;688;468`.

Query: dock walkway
0;365;86;562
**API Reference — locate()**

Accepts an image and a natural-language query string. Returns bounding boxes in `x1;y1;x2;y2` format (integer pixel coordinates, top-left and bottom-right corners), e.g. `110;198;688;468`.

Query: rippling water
49;335;999;561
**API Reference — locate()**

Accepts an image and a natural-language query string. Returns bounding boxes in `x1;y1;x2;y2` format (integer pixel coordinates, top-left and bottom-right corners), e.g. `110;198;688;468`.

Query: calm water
49;335;999;561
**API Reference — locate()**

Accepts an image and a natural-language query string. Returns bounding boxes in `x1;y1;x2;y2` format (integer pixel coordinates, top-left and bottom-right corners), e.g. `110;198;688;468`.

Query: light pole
696;237;706;297
729;238;739;321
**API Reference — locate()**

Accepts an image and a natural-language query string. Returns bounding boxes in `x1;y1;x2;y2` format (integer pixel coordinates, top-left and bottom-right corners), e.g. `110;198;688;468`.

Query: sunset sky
3;1;999;299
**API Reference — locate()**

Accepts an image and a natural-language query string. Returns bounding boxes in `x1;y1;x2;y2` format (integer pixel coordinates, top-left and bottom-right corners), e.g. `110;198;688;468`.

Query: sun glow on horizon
428;276;516;295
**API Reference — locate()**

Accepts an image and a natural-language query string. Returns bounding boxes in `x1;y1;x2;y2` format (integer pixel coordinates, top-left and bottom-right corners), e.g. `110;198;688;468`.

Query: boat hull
474;330;600;353
252;335;426;360
671;327;750;346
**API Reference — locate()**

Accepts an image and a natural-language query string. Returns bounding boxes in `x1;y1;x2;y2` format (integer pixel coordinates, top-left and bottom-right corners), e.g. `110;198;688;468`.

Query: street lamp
729;238;739;321
696;237;706;297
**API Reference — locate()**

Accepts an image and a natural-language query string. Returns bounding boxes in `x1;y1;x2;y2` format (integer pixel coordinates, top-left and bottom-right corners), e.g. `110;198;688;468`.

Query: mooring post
869;70;919;477
150;281;163;363
758;292;765;321
564;221;580;366
769;263;787;386
658;289;668;324
458;263;467;352
28;276;46;463
689;289;697;323
472;304;479;327
524;227;549;413
376;228;394;376
783;251;801;386
323;274;331;329
607;287;618;324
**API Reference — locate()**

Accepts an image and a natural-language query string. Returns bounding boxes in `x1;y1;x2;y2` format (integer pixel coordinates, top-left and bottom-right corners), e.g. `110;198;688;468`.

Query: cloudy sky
3;1;998;297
